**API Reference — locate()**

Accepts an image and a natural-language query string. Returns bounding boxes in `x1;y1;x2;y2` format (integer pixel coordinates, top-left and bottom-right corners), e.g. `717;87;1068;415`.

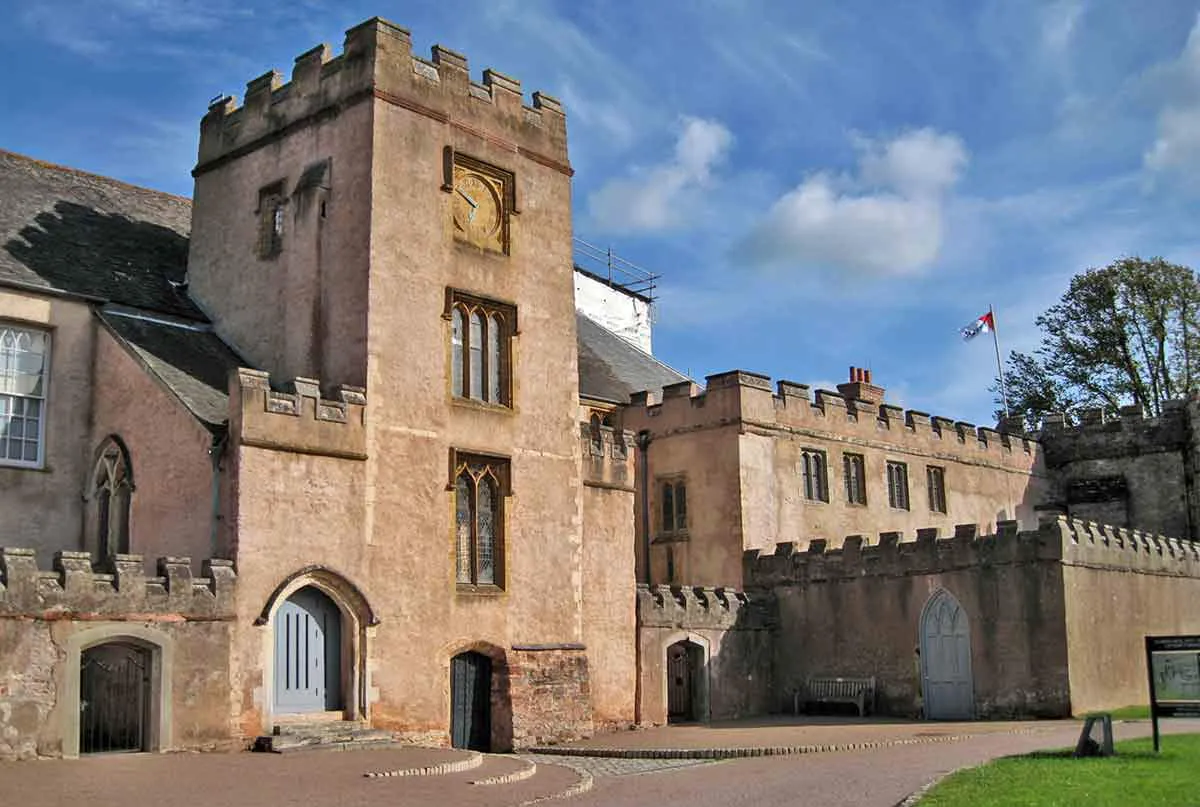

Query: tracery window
454;453;509;589
448;290;515;406
0;324;49;467
92;438;133;559
927;466;947;513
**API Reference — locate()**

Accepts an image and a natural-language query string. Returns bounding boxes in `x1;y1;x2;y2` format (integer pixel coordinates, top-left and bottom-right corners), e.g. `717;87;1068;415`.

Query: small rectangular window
0;324;49;468
887;461;910;510
843;453;866;505
927;466;947;513
801;448;828;502
658;478;688;536
447;289;516;407
257;183;286;258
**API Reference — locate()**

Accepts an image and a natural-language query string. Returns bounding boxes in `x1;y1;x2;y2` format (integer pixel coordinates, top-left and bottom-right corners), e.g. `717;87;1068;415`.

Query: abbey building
1;17;1197;759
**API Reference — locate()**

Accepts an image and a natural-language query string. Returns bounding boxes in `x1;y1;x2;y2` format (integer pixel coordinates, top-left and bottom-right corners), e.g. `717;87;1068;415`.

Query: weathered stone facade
0;548;236;758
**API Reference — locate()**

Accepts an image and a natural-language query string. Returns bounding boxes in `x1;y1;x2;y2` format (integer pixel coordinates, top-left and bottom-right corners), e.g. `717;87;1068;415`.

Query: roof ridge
576;310;691;382
0;148;193;204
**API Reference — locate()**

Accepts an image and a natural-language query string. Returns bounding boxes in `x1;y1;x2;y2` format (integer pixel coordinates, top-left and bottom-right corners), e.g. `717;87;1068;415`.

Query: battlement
197;17;567;170
581;423;635;491
744;516;1200;587
0;548;235;620
636;583;776;630
231;368;367;460
627;370;1039;467
1040;400;1190;467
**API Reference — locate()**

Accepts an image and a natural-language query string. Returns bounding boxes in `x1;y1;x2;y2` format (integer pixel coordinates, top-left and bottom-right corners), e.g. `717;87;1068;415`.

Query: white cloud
586;117;733;233
739;128;968;276
1144;15;1200;180
1039;0;1084;58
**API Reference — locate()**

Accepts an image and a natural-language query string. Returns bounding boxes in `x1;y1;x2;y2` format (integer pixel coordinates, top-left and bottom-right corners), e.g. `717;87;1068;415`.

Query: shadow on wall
5;200;194;315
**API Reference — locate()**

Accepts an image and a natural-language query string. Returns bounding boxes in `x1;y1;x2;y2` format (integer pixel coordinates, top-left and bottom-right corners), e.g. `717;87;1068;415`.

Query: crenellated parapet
231;368;367;460
626;370;1039;469
581;422;635;491
197;17;567;171
636;583;776;631
1040;401;1188;467
744;516;1200;587
0;548;235;620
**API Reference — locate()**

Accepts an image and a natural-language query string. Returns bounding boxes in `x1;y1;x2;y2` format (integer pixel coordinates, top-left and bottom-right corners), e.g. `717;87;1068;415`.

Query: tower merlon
196;16;568;172
230;367;367;460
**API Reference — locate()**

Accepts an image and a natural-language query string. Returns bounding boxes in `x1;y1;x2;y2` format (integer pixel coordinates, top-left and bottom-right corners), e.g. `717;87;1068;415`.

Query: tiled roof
0;149;203;319
97;310;244;433
576;312;688;403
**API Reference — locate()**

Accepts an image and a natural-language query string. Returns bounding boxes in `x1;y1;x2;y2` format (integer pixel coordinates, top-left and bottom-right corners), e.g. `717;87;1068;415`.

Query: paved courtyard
2;717;1197;807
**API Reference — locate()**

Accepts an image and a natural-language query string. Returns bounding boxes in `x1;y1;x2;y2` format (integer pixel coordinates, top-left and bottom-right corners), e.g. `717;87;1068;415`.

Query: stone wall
0;547;236;759
581;424;638;732
636;584;775;725
746;516;1200;718
508;645;592;748
1057;520;1200;713
1041;402;1195;540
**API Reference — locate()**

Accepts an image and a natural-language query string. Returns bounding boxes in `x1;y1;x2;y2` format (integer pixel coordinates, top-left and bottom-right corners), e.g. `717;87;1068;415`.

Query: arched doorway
80;641;151;754
667;640;704;723
274;586;342;713
450;651;492;750
920;590;974;720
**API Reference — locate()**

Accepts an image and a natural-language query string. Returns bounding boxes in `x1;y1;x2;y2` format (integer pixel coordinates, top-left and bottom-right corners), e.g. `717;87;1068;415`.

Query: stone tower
188;18;605;746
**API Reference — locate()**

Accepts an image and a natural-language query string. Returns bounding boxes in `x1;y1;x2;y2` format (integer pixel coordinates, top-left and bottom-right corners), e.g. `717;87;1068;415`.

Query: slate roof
0;149;202;319
97;310;244;433
576;312;688;403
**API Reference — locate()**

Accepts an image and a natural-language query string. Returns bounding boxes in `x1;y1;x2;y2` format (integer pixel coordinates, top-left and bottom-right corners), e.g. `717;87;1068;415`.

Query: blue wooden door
275;587;341;713
921;591;974;720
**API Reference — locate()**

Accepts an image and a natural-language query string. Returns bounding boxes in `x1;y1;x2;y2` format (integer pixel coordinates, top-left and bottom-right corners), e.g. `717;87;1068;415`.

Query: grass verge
919;734;1200;807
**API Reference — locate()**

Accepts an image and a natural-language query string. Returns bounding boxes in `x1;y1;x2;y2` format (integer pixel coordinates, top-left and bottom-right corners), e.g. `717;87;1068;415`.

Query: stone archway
259;567;377;725
62;626;172;759
666;639;705;723
920;589;975;720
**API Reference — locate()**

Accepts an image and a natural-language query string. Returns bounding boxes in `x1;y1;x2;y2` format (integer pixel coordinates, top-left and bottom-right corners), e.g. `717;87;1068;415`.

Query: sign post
1145;635;1200;752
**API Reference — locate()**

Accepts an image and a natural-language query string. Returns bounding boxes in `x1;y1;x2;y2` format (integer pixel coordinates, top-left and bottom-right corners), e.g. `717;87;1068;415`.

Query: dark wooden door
450;652;491;750
80;642;149;754
667;642;694;722
274;587;341;713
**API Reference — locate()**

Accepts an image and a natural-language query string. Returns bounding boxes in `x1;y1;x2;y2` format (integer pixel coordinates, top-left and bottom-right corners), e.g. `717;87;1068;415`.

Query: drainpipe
209;431;229;558
635;430;653;586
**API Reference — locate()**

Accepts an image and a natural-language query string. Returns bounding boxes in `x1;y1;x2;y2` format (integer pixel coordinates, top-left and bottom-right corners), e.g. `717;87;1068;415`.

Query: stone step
253;721;397;753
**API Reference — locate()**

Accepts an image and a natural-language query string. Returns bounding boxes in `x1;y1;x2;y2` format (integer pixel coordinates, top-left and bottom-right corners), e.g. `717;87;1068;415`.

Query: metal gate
667;641;696;722
274;587;342;713
80;642;149;754
921;590;975;720
450;652;491;751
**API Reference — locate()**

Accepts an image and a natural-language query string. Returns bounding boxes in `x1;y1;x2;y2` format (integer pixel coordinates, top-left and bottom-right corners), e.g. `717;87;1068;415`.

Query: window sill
846;501;868;508
456;583;505;597
802;498;830;505
0;461;50;473
451;397;514;415
653;531;690;544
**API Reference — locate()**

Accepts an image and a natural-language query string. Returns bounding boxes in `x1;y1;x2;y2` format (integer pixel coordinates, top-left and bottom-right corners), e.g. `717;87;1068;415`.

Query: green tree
999;257;1200;430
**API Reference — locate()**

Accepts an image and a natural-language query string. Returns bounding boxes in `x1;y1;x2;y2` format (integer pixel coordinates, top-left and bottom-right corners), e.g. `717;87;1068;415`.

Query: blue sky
3;1;1200;424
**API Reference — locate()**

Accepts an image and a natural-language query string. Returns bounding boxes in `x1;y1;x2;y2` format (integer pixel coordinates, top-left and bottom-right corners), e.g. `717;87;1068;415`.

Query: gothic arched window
446;292;515;407
91;438;133;560
452;453;508;588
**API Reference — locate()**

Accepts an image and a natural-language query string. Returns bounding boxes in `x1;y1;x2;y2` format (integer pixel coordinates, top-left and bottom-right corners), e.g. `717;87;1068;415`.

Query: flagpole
990;304;1010;417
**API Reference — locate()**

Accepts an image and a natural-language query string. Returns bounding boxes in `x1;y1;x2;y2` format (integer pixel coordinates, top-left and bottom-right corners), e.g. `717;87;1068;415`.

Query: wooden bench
794;676;876;717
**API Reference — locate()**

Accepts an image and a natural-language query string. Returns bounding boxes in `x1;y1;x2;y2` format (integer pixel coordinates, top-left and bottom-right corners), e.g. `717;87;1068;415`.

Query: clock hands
456;187;479;223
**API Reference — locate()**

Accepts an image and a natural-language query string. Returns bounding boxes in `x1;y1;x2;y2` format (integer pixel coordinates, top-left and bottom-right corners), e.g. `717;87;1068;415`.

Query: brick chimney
838;366;885;406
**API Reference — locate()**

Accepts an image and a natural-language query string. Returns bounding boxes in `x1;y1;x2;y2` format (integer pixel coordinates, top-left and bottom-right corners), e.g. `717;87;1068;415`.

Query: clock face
453;171;503;245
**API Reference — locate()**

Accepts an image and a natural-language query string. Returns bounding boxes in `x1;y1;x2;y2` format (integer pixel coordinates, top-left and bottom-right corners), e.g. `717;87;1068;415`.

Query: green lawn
919;734;1200;807
1090;705;1151;721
